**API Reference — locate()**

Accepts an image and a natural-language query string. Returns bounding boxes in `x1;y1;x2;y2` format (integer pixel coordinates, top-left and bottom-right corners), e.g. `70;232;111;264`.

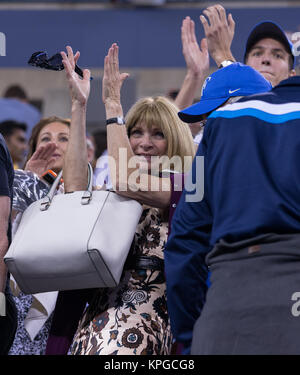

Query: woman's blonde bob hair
125;96;195;172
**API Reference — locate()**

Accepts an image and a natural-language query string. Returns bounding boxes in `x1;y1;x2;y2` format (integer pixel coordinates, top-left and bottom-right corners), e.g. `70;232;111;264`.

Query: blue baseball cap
178;62;272;123
244;21;295;69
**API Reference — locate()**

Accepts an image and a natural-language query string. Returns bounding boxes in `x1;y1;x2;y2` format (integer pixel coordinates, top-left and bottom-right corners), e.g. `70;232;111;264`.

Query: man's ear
289;69;296;77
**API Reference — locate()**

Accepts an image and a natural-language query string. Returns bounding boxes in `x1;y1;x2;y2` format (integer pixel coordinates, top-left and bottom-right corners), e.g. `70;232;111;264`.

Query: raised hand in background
200;4;235;67
174;16;209;110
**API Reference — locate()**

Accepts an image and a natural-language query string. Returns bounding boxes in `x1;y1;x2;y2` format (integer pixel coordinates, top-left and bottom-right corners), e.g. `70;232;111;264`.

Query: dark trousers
191;233;300;355
0;291;17;355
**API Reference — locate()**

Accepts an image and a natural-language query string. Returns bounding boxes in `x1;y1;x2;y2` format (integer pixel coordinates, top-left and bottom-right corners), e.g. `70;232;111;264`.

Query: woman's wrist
71;99;87;111
105;102;123;119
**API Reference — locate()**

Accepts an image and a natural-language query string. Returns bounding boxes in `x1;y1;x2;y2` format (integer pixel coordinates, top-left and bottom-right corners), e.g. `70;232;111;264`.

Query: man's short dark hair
3;85;27;100
0;120;27;138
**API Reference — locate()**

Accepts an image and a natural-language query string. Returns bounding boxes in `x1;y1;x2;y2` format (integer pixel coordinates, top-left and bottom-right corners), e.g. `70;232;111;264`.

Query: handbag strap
40;163;93;211
81;163;93;205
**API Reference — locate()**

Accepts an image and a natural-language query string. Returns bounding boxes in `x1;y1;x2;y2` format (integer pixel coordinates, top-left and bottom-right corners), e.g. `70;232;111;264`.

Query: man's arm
0;195;11;293
174;16;209;110
200;4;236;67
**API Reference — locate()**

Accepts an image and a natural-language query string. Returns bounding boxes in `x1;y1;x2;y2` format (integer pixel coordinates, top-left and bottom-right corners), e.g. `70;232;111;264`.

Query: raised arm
103;44;171;208
174;16;209;110
61;46;91;192
200;4;235;67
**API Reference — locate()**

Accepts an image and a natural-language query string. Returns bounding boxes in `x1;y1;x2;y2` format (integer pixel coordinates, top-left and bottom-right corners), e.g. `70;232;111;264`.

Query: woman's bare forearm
63;101;88;192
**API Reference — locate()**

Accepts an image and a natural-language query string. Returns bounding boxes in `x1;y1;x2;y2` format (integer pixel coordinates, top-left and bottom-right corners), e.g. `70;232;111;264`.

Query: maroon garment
168;173;185;235
168;173;185;355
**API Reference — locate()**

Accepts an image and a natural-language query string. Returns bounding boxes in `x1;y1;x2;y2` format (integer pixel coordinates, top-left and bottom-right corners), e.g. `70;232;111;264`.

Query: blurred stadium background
0;0;299;154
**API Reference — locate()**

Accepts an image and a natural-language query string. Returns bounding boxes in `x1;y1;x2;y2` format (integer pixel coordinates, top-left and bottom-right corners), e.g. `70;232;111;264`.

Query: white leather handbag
5;164;143;294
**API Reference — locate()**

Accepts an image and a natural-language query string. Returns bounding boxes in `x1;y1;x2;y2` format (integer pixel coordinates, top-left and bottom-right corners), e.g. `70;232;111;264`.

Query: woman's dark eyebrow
40;132;69;136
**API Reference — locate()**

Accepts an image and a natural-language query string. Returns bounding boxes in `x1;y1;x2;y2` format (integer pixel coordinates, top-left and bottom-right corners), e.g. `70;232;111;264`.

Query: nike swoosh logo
229;88;241;94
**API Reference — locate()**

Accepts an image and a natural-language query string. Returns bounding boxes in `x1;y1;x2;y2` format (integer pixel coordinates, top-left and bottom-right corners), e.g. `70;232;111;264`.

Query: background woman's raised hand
200;4;235;67
25;143;57;177
181;16;209;79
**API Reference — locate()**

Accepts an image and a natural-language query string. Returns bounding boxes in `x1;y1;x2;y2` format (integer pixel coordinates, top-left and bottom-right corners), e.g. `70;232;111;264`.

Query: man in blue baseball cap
199;4;296;86
178;62;272;124
165;71;300;354
165;62;271;355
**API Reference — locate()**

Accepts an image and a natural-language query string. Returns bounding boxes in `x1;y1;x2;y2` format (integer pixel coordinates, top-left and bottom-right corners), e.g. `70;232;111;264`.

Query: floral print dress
70;207;173;355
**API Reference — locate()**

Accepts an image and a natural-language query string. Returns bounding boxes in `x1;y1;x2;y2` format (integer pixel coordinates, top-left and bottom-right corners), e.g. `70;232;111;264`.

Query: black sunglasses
28;51;92;80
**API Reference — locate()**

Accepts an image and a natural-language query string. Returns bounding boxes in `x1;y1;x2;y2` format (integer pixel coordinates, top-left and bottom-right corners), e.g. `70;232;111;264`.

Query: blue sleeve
164;140;212;353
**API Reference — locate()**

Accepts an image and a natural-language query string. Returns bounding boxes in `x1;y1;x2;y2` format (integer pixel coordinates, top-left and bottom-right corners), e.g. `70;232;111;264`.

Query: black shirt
0;134;17;355
0;134;14;242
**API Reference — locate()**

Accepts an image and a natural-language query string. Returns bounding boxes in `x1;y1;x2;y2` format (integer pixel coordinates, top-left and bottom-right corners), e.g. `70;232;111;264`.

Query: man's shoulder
0;98;39;113
0;134;14;174
0;98;40;124
238;76;300;104
275;75;300;89
209;77;300;123
0;134;8;153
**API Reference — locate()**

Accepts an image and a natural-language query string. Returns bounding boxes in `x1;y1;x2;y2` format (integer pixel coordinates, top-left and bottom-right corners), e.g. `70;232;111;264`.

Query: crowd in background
1;3;300;356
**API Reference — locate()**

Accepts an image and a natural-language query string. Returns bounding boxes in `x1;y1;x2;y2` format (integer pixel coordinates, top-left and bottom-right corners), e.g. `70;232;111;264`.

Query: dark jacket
165;76;300;352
